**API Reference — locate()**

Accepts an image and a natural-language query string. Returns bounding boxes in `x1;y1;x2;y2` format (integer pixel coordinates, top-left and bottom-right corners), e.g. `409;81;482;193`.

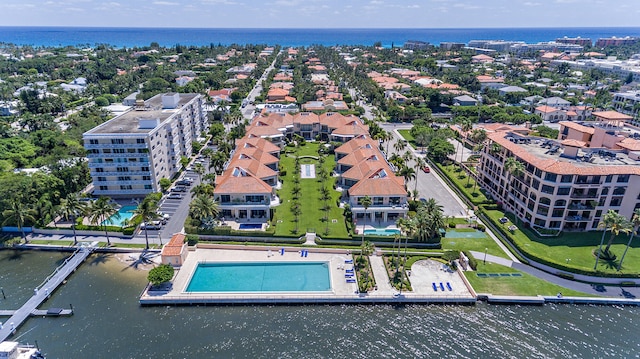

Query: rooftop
85;93;199;135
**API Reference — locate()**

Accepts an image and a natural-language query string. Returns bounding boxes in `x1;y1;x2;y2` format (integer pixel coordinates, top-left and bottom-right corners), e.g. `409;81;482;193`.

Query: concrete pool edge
139;245;477;306
182;260;333;293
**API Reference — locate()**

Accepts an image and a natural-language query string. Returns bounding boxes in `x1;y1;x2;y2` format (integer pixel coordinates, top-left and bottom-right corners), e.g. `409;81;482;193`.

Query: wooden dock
0;308;73;317
0;245;93;341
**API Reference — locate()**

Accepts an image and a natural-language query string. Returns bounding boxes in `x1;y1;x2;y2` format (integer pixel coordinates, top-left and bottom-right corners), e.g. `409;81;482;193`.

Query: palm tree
88;197;119;246
59;193;87;246
503;157;525;205
360;195;372;247
194;163;205;182
595;210;630;269
618;209;640;271
189;195;220;224
393;139;406;153
398;165;416;193
134;195;160;250
414;157;427;194
2;199;36;242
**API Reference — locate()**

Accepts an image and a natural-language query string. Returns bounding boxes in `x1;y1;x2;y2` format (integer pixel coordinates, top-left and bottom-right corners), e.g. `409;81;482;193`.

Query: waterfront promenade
0;244;93;342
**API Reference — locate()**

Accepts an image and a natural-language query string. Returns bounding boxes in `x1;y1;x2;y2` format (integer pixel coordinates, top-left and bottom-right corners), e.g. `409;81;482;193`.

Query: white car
167;193;182;200
140;222;161;230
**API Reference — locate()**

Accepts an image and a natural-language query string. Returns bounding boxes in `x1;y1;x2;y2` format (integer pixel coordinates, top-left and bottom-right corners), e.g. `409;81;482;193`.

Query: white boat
0;341;45;359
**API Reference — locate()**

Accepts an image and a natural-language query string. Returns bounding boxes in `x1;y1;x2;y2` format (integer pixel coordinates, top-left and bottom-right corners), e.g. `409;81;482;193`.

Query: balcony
565;215;591;222
570;191;598;199
85;143;148;149
568;202;596;210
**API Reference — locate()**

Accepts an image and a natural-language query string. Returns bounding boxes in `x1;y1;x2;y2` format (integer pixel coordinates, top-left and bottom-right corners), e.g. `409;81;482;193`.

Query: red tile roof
162;233;185;256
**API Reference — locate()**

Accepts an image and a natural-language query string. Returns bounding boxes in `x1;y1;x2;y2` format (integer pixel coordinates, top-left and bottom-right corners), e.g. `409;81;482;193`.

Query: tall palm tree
59;193;87;246
88;197;119;247
360;195;372;247
503;157;525;205
414;157;427;194
2;199;36;242
194;163;205;182
134;195;160;250
618;209;640;271
595;210;630;269
393;139;406;153
189;195;220;225
398;165;416;193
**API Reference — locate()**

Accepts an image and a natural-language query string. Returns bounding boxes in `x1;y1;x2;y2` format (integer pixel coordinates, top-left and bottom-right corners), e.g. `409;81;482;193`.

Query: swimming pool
185;262;331;292
363;228;401;236
101;205;137;227
238;223;263;230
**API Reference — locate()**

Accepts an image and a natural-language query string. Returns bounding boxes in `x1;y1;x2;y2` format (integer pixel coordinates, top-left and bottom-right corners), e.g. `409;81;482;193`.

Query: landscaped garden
273;142;349;238
464;262;592;297
435;163;490;205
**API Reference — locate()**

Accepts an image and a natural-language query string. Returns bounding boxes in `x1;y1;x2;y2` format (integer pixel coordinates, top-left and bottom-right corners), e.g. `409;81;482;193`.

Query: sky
2;0;640;28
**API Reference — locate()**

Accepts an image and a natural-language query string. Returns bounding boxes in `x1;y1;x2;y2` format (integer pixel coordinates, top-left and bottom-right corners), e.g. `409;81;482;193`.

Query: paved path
0;245;93;341
369;255;395;294
469;251;640;298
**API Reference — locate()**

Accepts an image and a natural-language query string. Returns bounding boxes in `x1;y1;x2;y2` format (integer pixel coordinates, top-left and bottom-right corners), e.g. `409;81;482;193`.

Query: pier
0;244;94;341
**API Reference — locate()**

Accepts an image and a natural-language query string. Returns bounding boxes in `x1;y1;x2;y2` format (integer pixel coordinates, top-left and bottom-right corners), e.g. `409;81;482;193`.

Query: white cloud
523;1;541;5
153;1;178;5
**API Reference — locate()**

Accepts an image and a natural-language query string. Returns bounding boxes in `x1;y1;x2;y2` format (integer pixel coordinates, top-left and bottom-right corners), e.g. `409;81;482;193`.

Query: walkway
469;251;640;298
0;244;94;341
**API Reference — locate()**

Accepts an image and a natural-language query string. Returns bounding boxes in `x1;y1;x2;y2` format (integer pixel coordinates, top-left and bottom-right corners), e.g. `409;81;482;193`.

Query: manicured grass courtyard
465;262;592;297
484;209;640;277
441;228;509;259
436;163;490;205
273;143;349;238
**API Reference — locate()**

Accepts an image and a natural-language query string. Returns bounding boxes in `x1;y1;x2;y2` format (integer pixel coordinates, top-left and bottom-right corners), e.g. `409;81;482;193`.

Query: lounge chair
432;282;438;291
439;282;445;291
346;279;356;283
345;259;353;264
446;282;452;291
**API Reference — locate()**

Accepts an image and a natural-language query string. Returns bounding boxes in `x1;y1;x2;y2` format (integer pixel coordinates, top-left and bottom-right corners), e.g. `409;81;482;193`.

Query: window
605;175;613;183
89;139;99;145
117;176;131;181
613;187;626;196
220;195;230;203
544;173;557;182
575;175;587;184
144;185;152;189
552;209;564;218
541;185;554;195
143;176;151;180
535;168;542;177
550;221;561;228
111;139;124;144
610;197;622;207
595;210;602;218
116;167;129;172
97;177;106;182
137;138;146;144
141;167;150;172
389;197;401;205
374;197;384;205
540;197;551;205
246;195;264;203
601;187;609;196
536;205;549;216
554;199;566;206
114;149;125;154
103;149;111;154
557;187;570;196
531;179;540;190
617;174;630;183
95;168;104;173
120;185;133;190
534;218;546;227
560;175;573;183
99;186;108;191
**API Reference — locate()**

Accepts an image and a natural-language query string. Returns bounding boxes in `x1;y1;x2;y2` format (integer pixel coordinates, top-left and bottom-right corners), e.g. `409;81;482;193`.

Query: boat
0;341;45;359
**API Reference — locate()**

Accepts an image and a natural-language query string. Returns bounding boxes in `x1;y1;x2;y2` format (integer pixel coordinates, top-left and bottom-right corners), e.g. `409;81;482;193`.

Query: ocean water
0;27;639;48
2;250;640;358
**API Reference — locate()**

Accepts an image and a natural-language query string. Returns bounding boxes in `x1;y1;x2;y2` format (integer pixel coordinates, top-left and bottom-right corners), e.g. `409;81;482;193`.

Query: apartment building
478;118;640;232
214;112;408;224
83;93;206;197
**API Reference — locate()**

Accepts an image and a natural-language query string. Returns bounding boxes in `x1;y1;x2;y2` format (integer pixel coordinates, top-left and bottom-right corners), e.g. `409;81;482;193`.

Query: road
241;50;283;120
379;123;468;217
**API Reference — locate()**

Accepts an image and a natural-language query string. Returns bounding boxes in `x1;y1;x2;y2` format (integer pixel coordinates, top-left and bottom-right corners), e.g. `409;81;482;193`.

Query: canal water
1;249;639;358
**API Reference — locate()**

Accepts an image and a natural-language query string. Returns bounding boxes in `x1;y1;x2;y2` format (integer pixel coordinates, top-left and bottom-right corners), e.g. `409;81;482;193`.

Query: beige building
161;233;188;267
83;93;206;197
479;119;640;232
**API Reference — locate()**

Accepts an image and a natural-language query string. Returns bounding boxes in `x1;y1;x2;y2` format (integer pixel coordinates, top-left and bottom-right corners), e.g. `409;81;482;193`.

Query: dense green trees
148;264;175;286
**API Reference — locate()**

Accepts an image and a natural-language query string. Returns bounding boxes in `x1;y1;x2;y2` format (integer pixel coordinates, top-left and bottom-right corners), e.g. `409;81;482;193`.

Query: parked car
422;166;430;173
140;222;161;230
171;186;187;193
167;193;182;200
176;179;192;186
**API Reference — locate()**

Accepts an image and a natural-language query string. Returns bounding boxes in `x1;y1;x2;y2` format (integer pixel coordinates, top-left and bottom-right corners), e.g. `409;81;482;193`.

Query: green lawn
484;209;640;276
465;262;592;297
436;163;490;205
441;230;509;259
30;240;75;246
273;143;349;238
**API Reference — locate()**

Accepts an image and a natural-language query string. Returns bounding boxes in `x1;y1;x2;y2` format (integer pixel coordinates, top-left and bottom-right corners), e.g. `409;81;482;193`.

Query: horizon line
1;25;640;30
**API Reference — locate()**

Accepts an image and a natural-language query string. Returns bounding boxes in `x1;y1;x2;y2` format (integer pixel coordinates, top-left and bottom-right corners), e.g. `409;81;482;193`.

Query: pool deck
139;245;476;305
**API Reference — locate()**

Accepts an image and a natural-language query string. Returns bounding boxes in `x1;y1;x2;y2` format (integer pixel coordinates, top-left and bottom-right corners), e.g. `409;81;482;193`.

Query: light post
484;247;488;265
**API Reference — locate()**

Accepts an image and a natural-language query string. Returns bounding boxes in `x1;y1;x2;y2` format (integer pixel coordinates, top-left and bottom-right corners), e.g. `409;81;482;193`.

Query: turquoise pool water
186;262;331;292
101;205;137;227
364;228;401;236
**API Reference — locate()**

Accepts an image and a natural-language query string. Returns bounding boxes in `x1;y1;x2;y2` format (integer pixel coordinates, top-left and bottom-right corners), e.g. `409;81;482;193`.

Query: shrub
186;234;199;246
448;222;456;228
476;224;486;232
463;250;478;270
122;227;135;235
148;264;174;285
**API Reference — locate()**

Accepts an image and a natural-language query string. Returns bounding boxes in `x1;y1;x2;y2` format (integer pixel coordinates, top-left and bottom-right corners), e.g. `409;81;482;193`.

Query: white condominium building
83;93;206;197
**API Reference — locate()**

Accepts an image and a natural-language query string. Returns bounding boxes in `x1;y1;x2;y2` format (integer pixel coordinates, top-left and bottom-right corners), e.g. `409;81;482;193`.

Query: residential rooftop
85;93;200;135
